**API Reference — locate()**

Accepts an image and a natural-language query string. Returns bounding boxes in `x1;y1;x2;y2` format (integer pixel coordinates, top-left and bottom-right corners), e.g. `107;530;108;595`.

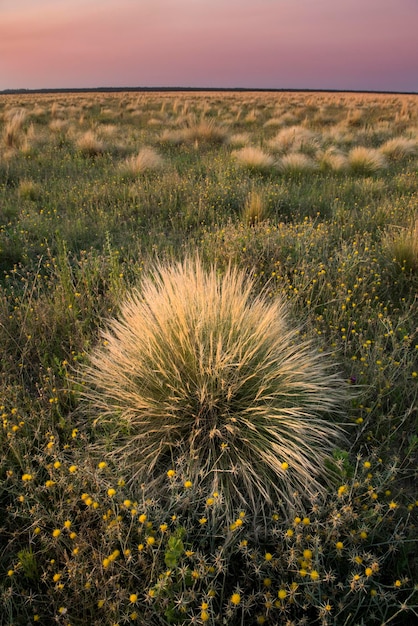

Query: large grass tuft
83;256;346;518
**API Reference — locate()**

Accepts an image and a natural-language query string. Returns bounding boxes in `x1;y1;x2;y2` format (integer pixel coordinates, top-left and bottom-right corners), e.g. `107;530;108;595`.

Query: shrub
82;256;346;521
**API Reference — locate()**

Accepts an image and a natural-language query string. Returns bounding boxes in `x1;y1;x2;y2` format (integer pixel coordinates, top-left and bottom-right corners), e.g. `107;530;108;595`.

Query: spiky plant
82;256;346;519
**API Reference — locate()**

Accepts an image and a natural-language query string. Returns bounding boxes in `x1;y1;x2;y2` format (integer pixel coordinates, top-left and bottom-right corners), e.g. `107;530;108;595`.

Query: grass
82;255;346;519
232;146;275;172
120;147;165;176
0;89;417;625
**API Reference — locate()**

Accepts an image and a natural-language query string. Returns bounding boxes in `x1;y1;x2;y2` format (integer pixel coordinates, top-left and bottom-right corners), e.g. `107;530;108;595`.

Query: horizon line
1;86;417;96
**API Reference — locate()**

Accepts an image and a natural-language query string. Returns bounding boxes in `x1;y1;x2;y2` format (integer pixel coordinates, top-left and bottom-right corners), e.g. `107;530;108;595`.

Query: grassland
0;90;417;625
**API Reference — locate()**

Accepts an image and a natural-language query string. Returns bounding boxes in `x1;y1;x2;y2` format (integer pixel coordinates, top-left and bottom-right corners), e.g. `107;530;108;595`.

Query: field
0;90;417;625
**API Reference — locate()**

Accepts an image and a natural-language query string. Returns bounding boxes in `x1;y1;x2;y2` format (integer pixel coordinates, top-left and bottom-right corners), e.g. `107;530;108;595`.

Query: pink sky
1;0;417;92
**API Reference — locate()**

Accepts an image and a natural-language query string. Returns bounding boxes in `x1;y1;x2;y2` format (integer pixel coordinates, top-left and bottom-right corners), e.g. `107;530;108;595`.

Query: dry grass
384;217;418;273
379;137;418;160
18;179;42;201
75;130;105;156
318;148;348;172
160;118;228;145
120;147;165;176
232;146;274;173
2;109;26;148
242;190;268;225
82;256;346;519
269;125;319;154
227;132;251;147
277;152;317;174
348;146;387;174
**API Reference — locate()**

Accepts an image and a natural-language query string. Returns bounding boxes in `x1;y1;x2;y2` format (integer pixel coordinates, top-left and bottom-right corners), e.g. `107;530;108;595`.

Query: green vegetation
0;90;417;625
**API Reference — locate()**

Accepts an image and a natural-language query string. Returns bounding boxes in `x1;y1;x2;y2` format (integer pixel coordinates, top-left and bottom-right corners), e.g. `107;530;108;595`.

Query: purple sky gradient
1;0;417;91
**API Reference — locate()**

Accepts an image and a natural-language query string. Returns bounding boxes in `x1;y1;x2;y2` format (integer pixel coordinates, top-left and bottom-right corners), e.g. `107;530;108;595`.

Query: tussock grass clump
2;109;27;148
232;146;274;173
379;136;418;160
242;190;268;225
277;152;317;174
383;218;418;273
75;130;105;155
18;179;42;201
160;119;228;145
269;125;319;154
318;147;349;172
348;146;387;174
120;147;164;176
227;132;251;147
185;119;229;144
83;256;346;519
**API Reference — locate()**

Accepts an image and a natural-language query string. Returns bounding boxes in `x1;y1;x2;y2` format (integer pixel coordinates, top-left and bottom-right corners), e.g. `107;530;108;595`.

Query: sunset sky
1;0;417;92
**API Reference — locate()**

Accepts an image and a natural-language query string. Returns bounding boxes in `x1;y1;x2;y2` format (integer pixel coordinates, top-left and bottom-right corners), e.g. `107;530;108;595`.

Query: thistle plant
83;256;346;519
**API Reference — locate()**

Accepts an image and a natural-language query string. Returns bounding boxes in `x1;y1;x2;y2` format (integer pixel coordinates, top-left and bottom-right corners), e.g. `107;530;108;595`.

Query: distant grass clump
348;146;387;174
269;125;319;154
120;147;165;176
277;152;317;174
242;189;269;225
384;217;418;273
160;118;229;145
232;146;274;173
75;130;105;155
318;147;348;172
2;108;27;149
18;178;42;201
379;136;418;160
83;256;346;519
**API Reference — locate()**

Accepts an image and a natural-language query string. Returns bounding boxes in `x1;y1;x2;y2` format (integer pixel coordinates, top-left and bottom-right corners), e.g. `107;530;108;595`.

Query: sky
0;0;417;92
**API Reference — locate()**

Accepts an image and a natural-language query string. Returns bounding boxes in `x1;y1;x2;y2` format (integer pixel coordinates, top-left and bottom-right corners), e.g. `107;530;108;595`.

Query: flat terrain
0;91;417;625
